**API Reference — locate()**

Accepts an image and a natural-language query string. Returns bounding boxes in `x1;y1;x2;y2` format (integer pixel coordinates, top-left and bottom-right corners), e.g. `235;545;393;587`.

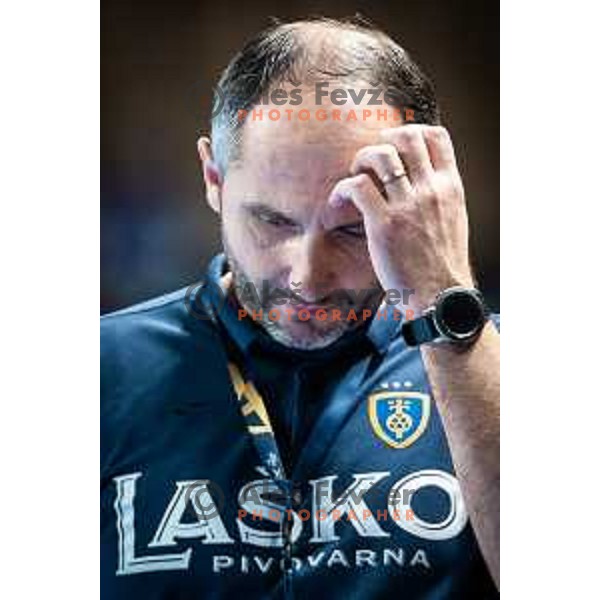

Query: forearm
331;122;499;582
421;321;500;587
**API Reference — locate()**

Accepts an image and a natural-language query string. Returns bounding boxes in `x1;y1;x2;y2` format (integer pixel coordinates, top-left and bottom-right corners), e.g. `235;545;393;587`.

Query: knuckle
452;174;465;194
430;125;448;138
427;126;451;147
354;145;372;162
419;182;438;202
377;209;406;235
401;125;422;140
381;143;400;160
354;172;372;190
380;126;412;143
440;173;463;197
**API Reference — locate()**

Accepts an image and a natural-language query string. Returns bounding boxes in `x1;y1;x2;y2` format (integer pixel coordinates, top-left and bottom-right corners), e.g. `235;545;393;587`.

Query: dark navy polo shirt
101;253;499;599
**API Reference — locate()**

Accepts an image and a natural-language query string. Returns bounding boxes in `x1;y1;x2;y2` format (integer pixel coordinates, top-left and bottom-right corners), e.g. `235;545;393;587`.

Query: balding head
210;16;439;175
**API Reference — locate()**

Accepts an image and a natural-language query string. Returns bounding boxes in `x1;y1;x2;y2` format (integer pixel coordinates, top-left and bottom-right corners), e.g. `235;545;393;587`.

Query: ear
197;136;223;214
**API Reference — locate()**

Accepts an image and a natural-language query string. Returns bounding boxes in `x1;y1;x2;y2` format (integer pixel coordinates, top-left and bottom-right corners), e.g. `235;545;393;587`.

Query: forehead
234;84;398;193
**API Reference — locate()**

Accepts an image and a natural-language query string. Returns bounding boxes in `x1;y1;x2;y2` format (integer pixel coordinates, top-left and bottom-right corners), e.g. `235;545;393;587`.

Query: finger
350;144;412;201
422;126;458;172
380;125;434;184
328;173;387;223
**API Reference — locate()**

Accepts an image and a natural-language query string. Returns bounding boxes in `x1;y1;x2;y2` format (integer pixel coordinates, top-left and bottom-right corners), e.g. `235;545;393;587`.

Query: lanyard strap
226;360;287;482
198;279;301;597
198;282;288;482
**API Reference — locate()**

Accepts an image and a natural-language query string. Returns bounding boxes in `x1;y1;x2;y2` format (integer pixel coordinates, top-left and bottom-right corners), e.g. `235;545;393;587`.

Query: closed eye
336;222;366;238
260;213;297;227
248;205;299;229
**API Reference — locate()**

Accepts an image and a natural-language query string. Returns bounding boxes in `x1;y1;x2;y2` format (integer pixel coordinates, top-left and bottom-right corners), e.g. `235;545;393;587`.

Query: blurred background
101;0;499;314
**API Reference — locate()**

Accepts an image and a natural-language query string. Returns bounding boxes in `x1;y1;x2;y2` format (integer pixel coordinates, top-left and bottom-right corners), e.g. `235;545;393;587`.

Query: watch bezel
431;286;488;342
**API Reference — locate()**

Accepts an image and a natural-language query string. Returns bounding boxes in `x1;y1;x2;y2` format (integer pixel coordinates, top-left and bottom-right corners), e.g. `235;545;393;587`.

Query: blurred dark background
101;0;499;314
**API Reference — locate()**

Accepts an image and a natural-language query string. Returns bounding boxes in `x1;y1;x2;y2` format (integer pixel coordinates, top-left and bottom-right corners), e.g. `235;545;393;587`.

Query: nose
287;233;335;302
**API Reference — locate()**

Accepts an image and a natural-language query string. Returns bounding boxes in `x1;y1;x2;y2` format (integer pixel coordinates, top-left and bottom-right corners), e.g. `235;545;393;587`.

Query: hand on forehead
234;100;400;215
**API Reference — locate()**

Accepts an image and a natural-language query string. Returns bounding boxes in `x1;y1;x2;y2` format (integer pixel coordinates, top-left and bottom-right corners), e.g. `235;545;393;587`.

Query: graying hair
210;16;440;175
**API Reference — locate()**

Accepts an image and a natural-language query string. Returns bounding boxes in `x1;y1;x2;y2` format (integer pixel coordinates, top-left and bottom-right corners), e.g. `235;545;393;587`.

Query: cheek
326;240;378;288
224;204;278;251
222;214;286;280
345;257;378;289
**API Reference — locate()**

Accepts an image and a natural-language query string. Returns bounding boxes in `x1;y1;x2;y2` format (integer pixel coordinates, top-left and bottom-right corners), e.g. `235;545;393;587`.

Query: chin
264;322;349;351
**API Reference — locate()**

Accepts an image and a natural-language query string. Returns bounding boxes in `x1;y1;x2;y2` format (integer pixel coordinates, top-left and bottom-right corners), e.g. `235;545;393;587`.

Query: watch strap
401;311;438;347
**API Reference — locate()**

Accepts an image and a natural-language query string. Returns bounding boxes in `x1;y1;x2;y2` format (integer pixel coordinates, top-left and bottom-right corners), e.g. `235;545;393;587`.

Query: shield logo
368;391;431;449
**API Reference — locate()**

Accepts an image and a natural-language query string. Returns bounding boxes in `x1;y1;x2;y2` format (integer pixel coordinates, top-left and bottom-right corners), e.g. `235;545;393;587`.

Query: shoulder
100;285;229;475
101;285;215;360
101;287;197;337
100;285;222;412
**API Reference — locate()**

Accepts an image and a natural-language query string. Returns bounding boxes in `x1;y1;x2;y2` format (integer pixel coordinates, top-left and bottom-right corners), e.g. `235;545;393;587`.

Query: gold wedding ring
381;169;408;185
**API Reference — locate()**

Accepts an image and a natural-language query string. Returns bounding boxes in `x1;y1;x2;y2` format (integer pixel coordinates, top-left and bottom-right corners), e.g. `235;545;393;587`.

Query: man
101;17;499;599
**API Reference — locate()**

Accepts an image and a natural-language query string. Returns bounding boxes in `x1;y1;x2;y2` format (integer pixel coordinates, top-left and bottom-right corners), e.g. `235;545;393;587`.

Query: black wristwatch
401;286;489;347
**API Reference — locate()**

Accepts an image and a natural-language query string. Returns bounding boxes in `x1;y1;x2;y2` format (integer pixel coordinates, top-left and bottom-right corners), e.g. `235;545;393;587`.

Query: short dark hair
211;16;440;174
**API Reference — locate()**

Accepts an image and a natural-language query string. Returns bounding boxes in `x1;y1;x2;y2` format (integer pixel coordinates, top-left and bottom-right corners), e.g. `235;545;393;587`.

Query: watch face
435;290;485;339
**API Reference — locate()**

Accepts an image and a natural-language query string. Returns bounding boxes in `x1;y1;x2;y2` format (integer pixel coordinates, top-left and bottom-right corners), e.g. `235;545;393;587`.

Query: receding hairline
210;16;439;174
263;19;398;84
276;18;390;49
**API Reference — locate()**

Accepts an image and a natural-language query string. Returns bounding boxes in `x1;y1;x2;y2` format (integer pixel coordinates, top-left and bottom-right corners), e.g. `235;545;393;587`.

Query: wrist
402;285;488;348
412;274;475;314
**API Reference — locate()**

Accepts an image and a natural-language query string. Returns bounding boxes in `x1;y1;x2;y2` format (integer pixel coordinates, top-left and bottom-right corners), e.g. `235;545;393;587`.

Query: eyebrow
243;200;364;232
